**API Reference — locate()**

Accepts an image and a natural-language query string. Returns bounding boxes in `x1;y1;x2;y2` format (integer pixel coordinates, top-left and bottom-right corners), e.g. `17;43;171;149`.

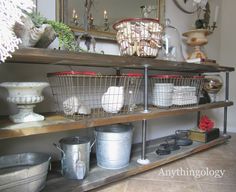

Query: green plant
26;11;45;27
26;12;83;51
46;20;80;51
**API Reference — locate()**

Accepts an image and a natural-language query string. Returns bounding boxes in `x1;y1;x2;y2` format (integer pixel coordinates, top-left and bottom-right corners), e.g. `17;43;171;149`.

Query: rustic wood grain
0;101;233;140
6;48;234;72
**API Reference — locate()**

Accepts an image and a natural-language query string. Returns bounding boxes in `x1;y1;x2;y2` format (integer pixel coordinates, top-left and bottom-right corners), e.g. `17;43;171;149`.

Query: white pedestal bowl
0;82;49;123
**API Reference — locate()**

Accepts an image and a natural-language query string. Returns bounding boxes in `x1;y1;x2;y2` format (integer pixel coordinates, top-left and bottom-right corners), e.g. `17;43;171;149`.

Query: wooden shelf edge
0;101;233;140
6;48;235;72
43;136;227;192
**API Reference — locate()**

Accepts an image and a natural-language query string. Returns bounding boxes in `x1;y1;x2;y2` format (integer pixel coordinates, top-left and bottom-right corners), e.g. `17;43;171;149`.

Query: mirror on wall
56;0;165;40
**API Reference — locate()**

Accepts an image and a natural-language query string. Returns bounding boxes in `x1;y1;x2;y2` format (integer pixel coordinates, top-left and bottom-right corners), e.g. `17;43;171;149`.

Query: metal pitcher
54;136;94;180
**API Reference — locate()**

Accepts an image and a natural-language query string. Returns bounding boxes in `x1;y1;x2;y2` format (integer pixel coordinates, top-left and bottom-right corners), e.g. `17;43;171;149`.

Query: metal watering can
54;136;95;180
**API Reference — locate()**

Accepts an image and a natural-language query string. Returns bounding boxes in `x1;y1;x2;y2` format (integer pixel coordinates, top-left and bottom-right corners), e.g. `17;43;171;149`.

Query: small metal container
0;152;51;192
95;124;133;169
54;136;92;180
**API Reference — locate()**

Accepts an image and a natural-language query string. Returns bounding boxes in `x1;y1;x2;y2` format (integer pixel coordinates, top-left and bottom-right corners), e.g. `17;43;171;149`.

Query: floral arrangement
0;0;34;62
198;115;214;131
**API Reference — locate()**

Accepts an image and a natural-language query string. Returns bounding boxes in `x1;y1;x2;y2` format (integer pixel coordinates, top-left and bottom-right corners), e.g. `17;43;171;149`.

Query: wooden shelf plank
6;48;234;72
42;137;227;192
0;101;233;140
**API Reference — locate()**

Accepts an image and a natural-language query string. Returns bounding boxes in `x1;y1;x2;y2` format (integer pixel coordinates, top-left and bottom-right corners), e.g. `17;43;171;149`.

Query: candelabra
72;9;79;26
195;20;217;33
104;18;109;31
207;21;217;32
103;10;109;31
195;3;219;33
140;5;156;18
88;14;95;30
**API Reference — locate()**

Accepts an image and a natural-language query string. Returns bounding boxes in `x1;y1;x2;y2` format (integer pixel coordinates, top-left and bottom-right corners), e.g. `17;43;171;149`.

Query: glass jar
203;74;223;102
158;19;185;62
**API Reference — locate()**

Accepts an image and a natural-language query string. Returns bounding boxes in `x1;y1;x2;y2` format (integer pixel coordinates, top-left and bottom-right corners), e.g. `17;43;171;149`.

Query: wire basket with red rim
113;18;163;57
149;75;204;108
47;71;143;120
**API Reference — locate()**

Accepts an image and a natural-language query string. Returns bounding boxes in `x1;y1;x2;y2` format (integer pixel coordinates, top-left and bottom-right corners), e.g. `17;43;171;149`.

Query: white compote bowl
0;82;49;123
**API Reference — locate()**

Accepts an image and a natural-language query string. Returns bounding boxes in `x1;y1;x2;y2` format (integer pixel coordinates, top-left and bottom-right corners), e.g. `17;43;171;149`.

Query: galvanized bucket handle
53;143;66;175
53;143;66;158
90;138;96;152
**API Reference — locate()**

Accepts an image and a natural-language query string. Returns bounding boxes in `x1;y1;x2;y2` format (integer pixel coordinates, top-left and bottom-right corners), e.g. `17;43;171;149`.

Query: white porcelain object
154;83;174;93
101;86;124;113
0;82;49;123
153;83;174;107
153;92;173;107
63;96;81;116
172;86;197;105
78;105;91;115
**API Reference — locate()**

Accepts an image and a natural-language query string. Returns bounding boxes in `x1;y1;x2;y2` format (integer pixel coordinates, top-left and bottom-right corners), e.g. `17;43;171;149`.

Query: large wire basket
47;71;143;120
150;75;204;108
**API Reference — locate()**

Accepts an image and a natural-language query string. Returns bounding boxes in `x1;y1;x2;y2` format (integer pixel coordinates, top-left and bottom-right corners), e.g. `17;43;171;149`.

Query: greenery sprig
26;12;84;51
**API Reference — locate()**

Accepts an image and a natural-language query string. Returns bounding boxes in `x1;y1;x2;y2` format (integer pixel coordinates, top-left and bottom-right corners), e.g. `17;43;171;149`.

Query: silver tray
0;153;51;192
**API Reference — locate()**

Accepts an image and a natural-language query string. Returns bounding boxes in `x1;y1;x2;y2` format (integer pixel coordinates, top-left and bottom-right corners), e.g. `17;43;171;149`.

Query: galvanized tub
95;124;133;169
0;152;51;192
54;136;92;180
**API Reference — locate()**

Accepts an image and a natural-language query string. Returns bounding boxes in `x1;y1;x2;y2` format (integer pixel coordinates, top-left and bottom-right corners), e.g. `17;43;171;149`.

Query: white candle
104;10;108;19
72;9;76;18
214;5;219;23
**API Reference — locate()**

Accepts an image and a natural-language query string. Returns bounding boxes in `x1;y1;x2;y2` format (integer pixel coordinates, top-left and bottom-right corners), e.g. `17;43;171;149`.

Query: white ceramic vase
0;82;49;123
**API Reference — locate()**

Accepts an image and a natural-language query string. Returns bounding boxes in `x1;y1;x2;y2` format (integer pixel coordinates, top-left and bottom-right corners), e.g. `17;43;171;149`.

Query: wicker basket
48;71;143;120
113;18;163;57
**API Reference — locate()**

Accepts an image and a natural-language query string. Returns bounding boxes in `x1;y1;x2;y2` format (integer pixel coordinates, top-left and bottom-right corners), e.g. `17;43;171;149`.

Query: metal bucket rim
95;124;133;133
59;136;90;145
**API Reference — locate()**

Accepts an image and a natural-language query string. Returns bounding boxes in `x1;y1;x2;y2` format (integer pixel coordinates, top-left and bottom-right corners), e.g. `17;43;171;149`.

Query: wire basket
113;18;163;57
47;71;143;120
150;75;204;108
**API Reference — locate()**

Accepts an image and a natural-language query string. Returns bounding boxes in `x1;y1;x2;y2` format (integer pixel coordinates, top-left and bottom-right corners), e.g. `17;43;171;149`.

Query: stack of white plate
153;83;174;107
172;86;197;105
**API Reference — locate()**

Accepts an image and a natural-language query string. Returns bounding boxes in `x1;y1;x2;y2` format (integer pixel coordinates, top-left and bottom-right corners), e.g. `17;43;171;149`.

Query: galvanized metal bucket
54;136;94;180
0;153;51;192
95;124;133;169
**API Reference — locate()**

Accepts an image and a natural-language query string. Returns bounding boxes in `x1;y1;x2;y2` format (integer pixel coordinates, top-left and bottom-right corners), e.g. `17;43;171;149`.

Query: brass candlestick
103;10;109;31
104;18;109;31
72;9;79;26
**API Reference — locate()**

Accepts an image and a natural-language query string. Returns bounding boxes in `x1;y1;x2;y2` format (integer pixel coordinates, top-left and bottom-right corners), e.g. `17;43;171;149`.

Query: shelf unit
2;48;235;191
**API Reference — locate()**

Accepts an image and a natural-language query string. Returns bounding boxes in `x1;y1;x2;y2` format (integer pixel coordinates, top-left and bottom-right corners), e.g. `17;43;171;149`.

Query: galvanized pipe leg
137;65;150;165
141;119;147;159
223;72;231;139
143;65;149;113
197;111;201;127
